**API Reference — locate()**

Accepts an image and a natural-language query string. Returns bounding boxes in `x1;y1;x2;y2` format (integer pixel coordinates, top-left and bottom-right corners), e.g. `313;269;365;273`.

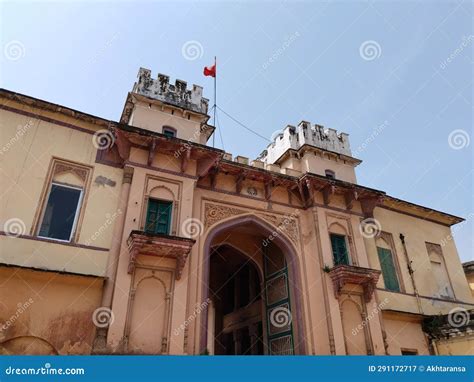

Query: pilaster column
93;166;134;353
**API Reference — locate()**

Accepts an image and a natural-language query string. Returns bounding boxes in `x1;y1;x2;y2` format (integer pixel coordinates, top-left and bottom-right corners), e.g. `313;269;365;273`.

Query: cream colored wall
301;151;357;183
365;207;474;317
466;272;474;297
0;266;102;355
0;237;108;276
107;162;196;353
302;209;332;355
0;103;123;277
277;152;358;183
129;102;208;144
279;156;301;172
314;205;385;355
382;313;429;355
435;337;474;355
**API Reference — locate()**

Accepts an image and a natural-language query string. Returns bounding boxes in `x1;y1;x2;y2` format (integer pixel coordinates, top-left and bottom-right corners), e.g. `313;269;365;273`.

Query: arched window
325;169;336;179
145;198;173;235
376;236;400;292
144;186;175;235
162;126;177;138
329;223;350;266
330;233;349;266
427;243;454;299
36;159;91;242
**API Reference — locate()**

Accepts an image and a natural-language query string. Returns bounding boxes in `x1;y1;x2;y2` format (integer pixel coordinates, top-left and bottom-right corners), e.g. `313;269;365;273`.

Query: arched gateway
200;215;306;355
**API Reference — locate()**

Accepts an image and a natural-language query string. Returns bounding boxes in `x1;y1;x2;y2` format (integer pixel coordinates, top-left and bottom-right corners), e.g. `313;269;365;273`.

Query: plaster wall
0;266;102;355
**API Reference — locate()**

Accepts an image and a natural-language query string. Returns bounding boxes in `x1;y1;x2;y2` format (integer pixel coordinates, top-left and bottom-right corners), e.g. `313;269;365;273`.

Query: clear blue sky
1;1;472;262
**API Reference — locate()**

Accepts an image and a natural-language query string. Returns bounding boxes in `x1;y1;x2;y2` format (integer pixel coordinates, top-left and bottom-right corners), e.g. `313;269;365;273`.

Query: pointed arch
148;185;176;201
328;221;348;236
200;213;306;354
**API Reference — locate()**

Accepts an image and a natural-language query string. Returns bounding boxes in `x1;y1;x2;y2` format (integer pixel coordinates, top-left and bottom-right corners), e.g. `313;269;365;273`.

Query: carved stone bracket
197;157;220;178
264;179;274;201
328;264;381;302
115;129;131;162
344;189;359;210
360;197;383;219
147;138;158;166
127;231;195;279
322;184;336;206
304;178;314;207
236;172;247;194
297;182;308;208
209;166;219;189
181;147;192;173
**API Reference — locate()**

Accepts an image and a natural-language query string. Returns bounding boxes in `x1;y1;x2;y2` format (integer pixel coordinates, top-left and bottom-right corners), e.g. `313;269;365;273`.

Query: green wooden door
263;242;294;355
145;199;172;235
330;234;349;266
377;247;400;292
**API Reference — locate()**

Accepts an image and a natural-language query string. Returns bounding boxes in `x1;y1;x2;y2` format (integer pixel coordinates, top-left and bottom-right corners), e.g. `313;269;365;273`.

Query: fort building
0;68;472;355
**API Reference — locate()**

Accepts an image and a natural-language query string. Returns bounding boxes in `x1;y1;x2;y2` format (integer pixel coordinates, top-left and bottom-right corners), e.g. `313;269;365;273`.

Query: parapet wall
262;121;352;163
132;68;209;114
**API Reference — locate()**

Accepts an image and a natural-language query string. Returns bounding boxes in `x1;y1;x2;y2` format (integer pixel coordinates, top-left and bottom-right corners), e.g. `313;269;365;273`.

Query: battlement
262;121;352;164
132;67;209;114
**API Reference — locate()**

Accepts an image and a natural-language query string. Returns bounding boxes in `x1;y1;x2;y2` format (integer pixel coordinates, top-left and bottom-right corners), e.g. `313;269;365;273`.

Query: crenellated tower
259;121;361;183
120;68;213;145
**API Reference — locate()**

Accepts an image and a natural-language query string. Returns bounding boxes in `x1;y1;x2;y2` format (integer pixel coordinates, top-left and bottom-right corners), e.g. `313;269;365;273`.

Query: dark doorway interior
210;245;264;355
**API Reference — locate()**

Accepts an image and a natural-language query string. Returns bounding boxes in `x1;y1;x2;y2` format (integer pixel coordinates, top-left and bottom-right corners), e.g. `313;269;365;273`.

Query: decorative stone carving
328;265;381;302
203;203;300;247
260;213;299;246
247;186;258;196
127;231;195;279
53;162;88;183
204;203;246;229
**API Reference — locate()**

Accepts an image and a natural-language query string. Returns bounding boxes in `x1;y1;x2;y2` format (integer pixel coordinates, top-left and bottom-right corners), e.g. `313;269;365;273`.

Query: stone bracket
147;138;158;166
322;184;336;206
181;147;192;173
127;231;195;280
360;196;383;219
344;189;359;210
328;265;381;302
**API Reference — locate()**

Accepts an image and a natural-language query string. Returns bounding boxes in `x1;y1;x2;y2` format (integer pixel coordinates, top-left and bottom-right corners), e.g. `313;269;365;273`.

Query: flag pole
213;56;216;147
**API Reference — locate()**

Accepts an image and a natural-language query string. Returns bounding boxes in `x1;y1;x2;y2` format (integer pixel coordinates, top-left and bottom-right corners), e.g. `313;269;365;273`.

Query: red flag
203;63;216;77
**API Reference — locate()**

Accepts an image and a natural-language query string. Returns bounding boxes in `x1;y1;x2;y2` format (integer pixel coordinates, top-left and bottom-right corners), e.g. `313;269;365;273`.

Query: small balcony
328;264;381;302
127;230;195;279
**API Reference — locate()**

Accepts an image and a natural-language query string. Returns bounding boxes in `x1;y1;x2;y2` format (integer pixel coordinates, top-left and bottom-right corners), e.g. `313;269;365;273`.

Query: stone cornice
273;145;363;168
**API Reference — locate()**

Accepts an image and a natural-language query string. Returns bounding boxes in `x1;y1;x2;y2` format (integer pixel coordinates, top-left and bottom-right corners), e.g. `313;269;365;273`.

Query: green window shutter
377;247;400;292
330;234;349;266
145;199;172;235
